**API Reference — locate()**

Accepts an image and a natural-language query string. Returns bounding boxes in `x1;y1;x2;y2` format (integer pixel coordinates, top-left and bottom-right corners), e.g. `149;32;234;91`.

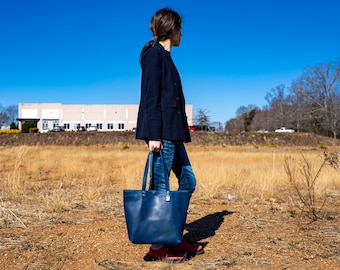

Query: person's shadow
184;210;233;247
143;210;232;261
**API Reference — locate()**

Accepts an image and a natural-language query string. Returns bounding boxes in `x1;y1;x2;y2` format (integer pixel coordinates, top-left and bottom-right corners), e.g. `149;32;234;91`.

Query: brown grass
1;145;339;224
0;144;340;269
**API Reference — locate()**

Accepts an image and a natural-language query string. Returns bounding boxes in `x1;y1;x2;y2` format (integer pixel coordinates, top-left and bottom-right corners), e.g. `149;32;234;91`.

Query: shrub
29;128;39;133
319;144;328;150
0;130;21;134
122;143;129;150
284;150;340;221
10;122;18;129
22;121;36;133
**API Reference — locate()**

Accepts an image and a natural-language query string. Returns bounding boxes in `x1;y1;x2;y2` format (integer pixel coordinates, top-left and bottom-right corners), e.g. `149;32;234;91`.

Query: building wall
18;103;193;132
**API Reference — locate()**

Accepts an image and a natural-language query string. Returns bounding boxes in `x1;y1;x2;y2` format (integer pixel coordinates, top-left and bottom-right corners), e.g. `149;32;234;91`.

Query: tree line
0;104;18;129
225;60;340;139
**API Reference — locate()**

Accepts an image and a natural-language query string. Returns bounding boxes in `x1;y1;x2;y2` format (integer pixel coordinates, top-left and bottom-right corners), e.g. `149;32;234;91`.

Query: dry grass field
0;133;340;269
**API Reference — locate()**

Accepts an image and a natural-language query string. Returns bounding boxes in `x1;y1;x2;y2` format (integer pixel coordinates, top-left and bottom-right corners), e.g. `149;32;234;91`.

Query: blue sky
1;0;339;123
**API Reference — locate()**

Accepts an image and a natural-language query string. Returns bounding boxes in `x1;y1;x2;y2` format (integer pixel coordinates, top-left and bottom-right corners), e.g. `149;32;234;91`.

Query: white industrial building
17;103;194;132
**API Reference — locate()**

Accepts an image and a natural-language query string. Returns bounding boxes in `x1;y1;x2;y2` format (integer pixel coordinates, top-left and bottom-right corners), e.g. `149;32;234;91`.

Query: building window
75;123;80;130
64;123;70;129
85;123;91;129
118;123;125;130
42;120;48;130
96;123;102;130
107;123;114;130
53;120;59;127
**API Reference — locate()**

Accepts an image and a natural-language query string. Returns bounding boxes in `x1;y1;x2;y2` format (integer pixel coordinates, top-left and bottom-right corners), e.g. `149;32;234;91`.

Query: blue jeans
150;140;196;196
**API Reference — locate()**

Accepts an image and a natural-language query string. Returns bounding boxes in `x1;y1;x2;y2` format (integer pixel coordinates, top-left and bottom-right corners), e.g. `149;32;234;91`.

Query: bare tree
210;121;224;132
0;104;10;128
5;105;18;124
236;104;257;117
235;105;249;117
0;104;19;128
235;104;259;131
250;108;267;131
195;108;210;130
225;117;243;132
265;84;292;129
227;105;259;132
294;62;340;138
290;79;318;132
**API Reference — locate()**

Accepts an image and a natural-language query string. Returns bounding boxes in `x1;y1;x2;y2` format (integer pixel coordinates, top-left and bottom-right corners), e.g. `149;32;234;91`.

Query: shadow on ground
184;210;233;246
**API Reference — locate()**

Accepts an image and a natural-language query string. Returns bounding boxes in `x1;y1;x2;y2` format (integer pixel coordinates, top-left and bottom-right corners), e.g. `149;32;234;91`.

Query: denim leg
149;140;176;191
150;140;196;196
172;142;197;196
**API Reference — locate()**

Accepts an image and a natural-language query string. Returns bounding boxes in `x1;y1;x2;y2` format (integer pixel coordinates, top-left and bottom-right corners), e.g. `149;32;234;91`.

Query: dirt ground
1;132;339;269
1;193;340;270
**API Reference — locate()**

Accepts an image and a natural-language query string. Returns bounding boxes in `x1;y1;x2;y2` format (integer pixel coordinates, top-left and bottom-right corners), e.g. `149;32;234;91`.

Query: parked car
189;125;215;131
77;126;86;132
87;126;97;132
52;126;65;132
39;128;50;133
256;129;270;133
275;127;295;133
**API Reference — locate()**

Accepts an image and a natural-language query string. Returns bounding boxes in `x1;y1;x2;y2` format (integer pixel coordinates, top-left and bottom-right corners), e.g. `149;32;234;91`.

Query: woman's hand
149;140;162;152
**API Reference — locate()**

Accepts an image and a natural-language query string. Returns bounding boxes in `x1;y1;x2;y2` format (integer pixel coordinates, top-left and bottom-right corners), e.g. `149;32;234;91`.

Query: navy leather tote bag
123;152;190;244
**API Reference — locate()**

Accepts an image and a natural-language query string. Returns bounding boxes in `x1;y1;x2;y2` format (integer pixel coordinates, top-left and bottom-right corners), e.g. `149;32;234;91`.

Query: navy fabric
136;42;191;142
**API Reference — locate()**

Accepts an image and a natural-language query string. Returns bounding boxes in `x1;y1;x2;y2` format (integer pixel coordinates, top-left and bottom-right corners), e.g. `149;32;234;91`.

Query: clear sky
1;0;339;123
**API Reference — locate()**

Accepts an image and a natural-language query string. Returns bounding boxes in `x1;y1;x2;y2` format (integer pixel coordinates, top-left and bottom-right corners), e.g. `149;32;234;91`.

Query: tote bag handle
141;151;171;202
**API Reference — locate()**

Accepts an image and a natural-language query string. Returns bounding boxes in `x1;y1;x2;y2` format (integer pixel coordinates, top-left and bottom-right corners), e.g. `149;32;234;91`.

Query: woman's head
140;8;182;61
149;8;182;42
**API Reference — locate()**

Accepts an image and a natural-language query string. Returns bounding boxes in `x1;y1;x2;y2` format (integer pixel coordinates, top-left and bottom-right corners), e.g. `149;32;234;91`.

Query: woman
136;8;204;261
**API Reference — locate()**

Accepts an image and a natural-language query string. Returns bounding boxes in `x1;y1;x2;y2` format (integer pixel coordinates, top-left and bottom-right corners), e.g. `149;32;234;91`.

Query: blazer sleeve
140;48;162;140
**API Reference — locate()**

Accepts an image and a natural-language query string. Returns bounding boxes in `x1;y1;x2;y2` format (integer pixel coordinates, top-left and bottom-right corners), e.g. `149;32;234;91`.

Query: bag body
123;152;190;244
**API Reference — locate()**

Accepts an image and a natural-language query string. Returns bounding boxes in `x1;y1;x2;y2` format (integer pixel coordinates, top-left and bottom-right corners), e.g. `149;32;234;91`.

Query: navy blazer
136;42;191;142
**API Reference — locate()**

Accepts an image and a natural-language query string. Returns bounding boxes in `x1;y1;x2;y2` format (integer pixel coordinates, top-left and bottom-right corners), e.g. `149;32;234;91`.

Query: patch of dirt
1;196;340;269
